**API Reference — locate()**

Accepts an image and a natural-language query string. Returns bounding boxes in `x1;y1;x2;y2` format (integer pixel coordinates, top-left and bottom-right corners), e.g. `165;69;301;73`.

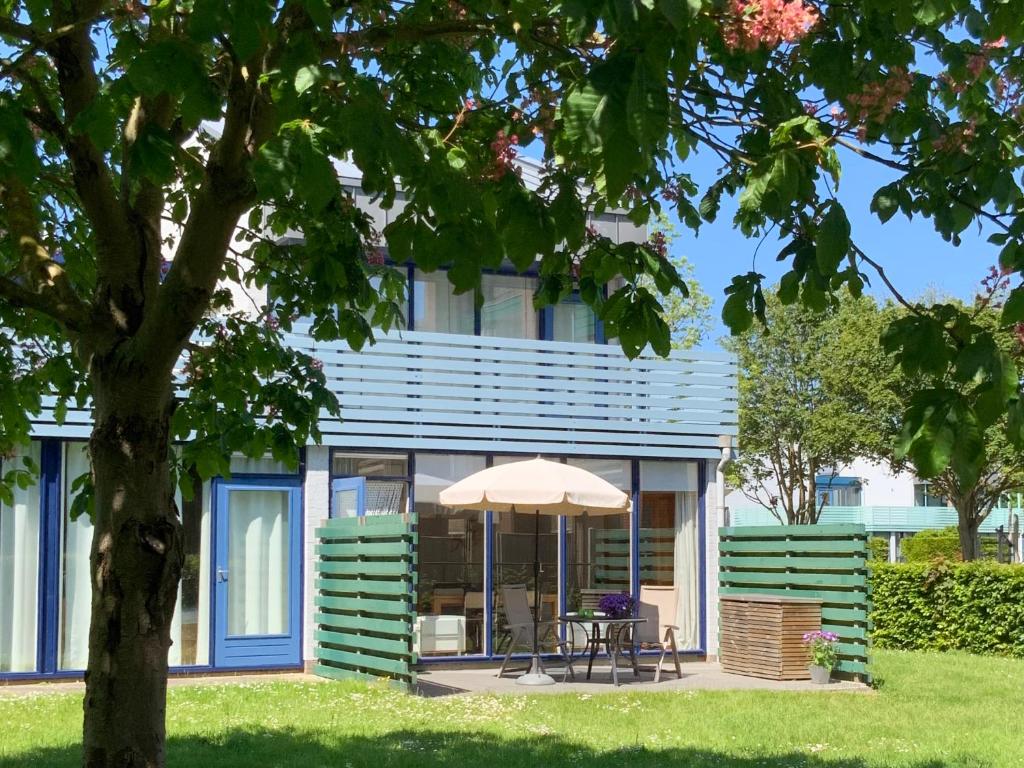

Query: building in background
725;457;1023;562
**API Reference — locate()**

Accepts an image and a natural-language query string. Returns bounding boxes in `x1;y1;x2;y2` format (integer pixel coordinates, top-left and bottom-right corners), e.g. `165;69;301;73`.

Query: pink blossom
847;68;913;129
722;0;819;52
966;53;987;80
489;130;519;179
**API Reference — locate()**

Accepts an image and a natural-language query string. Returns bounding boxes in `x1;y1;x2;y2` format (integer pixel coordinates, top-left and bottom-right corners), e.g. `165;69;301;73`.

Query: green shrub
867;536;889;562
870;561;1024;658
901;527;961;562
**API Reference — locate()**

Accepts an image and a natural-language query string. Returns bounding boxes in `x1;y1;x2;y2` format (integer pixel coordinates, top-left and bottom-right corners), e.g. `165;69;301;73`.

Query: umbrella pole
518;508;556;686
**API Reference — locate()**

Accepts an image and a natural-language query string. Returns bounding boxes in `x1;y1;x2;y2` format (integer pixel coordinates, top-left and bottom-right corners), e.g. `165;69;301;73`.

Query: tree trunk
956;504;980;561
82;359;183;768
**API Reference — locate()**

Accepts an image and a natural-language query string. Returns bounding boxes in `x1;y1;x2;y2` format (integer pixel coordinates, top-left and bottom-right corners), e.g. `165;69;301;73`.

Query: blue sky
671;146;994;349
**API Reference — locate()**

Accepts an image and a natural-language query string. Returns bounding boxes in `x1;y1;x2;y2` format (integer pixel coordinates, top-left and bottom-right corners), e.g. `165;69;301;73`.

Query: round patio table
559;615;646;686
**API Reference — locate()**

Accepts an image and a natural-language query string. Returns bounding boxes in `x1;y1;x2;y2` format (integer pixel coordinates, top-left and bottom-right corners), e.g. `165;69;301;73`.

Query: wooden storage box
719;594;821;680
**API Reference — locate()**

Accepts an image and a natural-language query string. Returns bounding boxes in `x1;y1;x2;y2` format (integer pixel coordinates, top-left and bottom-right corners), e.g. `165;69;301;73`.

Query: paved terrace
1;663;869;698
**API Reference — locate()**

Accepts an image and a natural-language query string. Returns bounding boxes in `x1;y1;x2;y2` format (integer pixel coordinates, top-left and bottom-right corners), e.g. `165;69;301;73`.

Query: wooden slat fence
314;514;417;690
719;524;870;680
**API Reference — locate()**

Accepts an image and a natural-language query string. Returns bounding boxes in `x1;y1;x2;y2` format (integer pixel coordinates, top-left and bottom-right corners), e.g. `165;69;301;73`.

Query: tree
647;214;713;349
3;2;1024;766
725;290;900;524
885;280;1024;560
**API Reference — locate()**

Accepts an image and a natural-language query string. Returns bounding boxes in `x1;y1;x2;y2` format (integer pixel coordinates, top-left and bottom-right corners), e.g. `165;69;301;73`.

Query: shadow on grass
1;729;982;768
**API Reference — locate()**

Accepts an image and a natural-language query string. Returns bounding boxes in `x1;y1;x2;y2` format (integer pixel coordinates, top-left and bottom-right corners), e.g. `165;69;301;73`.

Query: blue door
331;476;366;518
213;478;302;668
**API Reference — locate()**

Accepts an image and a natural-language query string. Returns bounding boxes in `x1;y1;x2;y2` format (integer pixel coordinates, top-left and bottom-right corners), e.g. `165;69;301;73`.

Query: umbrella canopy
438;457;629;515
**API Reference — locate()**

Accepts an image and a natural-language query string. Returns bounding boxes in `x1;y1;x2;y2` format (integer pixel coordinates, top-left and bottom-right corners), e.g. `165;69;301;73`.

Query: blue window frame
816;475;862;506
331;476;367;518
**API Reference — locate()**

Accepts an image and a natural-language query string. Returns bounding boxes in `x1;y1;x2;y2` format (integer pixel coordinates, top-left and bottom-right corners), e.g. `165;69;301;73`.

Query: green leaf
871;184;900;223
295;66;320;95
1001;287;1024;325
816;202;850;275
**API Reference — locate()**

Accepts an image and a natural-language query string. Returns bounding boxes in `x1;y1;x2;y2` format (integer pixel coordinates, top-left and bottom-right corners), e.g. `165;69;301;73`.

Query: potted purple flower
598;592;635;619
802;630;839;684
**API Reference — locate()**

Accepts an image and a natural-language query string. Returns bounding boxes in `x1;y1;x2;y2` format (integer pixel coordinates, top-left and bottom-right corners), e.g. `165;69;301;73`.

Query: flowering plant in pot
597;592;635;619
802;630;839;683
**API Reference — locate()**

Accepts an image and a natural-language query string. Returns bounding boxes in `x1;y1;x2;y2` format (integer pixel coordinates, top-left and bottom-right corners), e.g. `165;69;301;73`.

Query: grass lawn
1;650;1022;768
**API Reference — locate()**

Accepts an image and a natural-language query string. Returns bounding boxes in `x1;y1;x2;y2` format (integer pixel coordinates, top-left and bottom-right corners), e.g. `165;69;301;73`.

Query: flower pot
808;664;832;684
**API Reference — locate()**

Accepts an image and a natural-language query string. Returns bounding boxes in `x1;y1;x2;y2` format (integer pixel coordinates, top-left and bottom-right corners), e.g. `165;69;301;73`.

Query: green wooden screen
719;524;871;680
314;514;417;690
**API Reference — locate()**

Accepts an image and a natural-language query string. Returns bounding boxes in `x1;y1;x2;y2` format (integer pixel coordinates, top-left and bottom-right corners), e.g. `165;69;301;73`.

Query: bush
870;561;1024;658
900;527;961;562
867;536;889;562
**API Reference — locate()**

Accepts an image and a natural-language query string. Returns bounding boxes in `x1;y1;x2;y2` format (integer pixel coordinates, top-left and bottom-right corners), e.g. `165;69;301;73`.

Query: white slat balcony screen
32;329;737;459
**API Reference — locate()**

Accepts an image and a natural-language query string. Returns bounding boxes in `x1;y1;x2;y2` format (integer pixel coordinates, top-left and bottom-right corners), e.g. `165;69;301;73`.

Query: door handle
217;568;229;583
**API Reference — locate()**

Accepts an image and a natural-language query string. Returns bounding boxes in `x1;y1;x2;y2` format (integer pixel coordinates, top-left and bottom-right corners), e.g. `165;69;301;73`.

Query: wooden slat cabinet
719;594;822;680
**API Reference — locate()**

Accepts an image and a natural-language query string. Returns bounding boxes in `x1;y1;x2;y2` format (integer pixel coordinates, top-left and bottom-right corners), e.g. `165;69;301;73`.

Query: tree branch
0;17;38;43
0;178;90;333
49;3;137;304
333;18;500;54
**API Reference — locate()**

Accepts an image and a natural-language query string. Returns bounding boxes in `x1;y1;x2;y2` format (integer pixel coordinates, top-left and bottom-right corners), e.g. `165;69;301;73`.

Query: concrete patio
415;660;870;697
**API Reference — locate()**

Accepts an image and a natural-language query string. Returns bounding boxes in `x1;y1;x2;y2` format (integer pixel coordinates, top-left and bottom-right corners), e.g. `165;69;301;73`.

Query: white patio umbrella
439;457;630;685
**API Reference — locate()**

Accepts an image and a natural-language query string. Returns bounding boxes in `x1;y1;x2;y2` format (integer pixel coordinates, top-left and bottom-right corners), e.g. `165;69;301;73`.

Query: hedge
867;536;889;562
900;527;961;562
870;561;1024;658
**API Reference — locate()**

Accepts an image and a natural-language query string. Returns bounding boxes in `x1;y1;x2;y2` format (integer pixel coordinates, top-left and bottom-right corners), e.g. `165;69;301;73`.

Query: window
172;472;211;666
413;269;475;334
414;454;486;656
816;476;862;507
551;298;598;343
229;454;295;475
0;442;41;673
914;482;947;508
58;443;92;670
480;274;539;339
564;460;630;627
332;452;408;477
332;452;410;517
639;460;700;650
59;443;211;670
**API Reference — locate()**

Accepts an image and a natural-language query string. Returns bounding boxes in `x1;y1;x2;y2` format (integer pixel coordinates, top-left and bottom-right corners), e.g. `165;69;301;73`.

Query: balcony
730;505;1019;534
34;329;737;459
291;329;736;459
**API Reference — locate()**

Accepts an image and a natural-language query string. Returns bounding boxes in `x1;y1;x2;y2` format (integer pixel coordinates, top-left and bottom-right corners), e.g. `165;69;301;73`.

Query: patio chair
636;585;683;683
496;584;572;679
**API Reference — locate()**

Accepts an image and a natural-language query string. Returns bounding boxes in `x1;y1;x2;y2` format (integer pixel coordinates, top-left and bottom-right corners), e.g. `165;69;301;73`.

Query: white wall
302;446;330;665
704;459;721;659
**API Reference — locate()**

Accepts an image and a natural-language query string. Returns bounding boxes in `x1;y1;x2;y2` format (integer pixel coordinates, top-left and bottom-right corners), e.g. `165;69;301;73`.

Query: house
725;457;1024;562
0;159;737;680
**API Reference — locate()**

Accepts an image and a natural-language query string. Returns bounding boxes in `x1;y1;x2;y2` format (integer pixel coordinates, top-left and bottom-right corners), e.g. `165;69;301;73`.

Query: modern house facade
0;163;738;680
725;457;1024;562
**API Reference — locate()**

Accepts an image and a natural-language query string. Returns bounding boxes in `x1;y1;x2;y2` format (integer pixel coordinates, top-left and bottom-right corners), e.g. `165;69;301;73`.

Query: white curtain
195;483;211;664
365;480;406;516
227;490;289;636
0;442;42;672
60;443;93;670
674;492;700;649
168;481;211;667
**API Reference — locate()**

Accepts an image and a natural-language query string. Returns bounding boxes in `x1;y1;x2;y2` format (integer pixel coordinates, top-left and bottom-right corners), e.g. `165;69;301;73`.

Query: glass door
213;478;301;668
